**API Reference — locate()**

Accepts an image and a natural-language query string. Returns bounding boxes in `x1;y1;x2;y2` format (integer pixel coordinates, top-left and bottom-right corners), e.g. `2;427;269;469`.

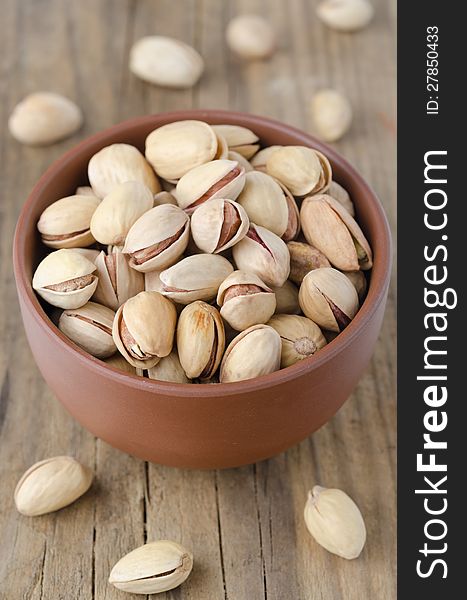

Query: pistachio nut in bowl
13;110;391;469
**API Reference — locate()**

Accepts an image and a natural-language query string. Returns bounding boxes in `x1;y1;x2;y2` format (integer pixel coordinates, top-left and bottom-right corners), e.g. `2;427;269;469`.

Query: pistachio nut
217;270;276;331
190;198;249;254
88;143;160;198
123;204;190;272
14;456;92;517
8;92;82;146
287;241;331;285
32;249;98;309
232;224;290;287
276;179;301;241
214;132;229;160
304;485;366;559
145;120;217;181
90;180;154;245
317;0;374;33
344;270;367;302
273;280;301;315
267;314;327;368
266;145;330;196
153;191;178;207
300;194;373;271
175;159;246;213
109;540;193;594
105;353;137;375
59;301;116;358
93;249;144;310
37;195;100;250
177;301;225;379
314;150;333;194
250;145;282;172
225;15;276;60
129;35;204;88
228;150;254;172
112;291;177;368
299;267;359;332
236;171;288;237
327;180;355;216
311;89;353;143
212;124;260;159
75;185;99;198
220;324;281;383
159;254;234;304
147;351;191;383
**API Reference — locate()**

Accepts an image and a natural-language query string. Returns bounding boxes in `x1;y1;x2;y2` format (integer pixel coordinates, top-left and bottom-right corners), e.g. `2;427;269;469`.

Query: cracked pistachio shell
177;302;225;379
145;120;217;181
267;314;326;368
130;35;204;89
159;254;234;304
154;191;177;206
317;0;374;32
304;485;366;559
190;198;249;253
266;145;327;197
90;181;154;246
220;324;281;383
212;124;260;159
88;143;160;198
287;241;331;285
109;540;193;594
327;180;355;216
217;270;276;331
123;204;190;272
300;194;372;271
9;92;82;146
105;353;137;375
14;456;92;517
113;291;177;369
175;159;246;213
59;301;116;358
250;145;282;171
93;250;144;310
37;195;100;249
228;150;254;172
226;15;276;60
32;249;98;309
232;224;290;287
311;89;353;143
299;267;358;332
147;351;191;384
236;171;288;237
273;280;301;315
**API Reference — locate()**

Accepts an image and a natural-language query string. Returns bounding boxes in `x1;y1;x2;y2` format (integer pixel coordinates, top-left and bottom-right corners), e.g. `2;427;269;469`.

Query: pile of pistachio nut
32;120;373;384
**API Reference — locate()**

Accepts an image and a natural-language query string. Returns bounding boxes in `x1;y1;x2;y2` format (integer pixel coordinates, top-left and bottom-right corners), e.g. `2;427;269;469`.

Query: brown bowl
13;110;391;469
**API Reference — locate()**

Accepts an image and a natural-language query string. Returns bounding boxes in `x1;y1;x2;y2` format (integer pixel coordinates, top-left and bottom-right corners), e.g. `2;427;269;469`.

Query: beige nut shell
59;301;116;359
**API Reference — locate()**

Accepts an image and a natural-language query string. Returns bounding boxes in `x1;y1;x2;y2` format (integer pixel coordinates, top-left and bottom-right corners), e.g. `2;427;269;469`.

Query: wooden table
0;1;396;598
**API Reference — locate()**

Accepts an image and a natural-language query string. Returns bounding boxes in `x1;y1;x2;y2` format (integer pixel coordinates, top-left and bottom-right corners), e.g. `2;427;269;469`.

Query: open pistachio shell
300;194;372;271
159;254;234;304
123;204;190;272
266;145;325;196
59;301;116;358
220;324;281;383
327;180;355;217
214;132;229;159
90;180;154;246
177;301;225;379
217;270;276;331
93;250;144;311
37;195;100;249
232;224;290;287
212;124;260;159
88;143;160;198
145;120;217;181
32;249;98;309
267;314;327;368
175;159;246;213
112;291;177;369
190;198;249;253
147;351;191;383
274;179;301;241
299;267;359;332
272;280;301;315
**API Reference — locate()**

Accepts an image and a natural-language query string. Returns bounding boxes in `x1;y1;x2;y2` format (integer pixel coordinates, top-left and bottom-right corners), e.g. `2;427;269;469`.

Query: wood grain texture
0;0;396;598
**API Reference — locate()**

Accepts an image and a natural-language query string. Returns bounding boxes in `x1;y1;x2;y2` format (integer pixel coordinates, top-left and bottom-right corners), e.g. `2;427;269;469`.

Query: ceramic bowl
13;110;391;469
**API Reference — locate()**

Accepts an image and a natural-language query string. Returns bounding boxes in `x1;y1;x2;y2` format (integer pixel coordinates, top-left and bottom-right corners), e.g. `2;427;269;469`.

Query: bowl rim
13;109;392;398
